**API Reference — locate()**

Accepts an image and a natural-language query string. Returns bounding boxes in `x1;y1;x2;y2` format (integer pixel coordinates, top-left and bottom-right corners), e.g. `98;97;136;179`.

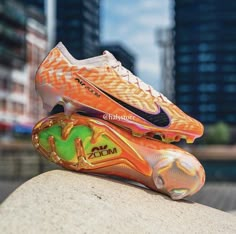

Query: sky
101;0;172;91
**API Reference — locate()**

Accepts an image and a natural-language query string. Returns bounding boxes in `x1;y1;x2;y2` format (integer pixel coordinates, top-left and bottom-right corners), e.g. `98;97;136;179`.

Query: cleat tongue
103;50;118;65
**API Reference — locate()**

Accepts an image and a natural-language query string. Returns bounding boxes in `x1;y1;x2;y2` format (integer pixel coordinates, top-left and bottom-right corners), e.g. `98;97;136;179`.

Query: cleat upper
35;42;204;143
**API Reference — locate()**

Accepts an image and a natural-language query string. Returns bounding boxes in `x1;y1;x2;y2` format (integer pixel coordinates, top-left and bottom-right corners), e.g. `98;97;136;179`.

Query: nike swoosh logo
96;88;170;127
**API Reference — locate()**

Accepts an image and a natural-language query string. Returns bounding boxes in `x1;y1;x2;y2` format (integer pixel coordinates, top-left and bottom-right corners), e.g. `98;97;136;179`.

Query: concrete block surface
0;170;236;234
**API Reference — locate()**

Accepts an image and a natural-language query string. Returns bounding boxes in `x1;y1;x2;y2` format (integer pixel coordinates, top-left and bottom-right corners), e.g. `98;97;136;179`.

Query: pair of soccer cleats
32;43;205;200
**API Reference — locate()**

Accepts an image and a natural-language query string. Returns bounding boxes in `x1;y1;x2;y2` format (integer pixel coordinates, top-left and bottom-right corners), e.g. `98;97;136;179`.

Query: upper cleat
35;42;204;143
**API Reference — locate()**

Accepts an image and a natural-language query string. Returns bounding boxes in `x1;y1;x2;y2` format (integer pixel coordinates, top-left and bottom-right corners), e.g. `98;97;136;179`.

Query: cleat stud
154;176;165;189
174;136;181;142
186;136;195;144
50;152;57;157
169;189;189;200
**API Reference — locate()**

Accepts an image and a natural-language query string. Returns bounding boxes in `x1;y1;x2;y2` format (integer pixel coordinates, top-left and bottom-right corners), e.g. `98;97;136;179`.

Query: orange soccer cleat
32;113;205;200
35;42;204;143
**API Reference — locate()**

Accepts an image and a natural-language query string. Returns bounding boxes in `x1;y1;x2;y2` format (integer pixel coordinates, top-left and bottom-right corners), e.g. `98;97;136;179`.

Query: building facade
23;0;100;58
0;0;27;132
26;6;48;125
57;0;100;59
174;0;236;125
0;0;47;134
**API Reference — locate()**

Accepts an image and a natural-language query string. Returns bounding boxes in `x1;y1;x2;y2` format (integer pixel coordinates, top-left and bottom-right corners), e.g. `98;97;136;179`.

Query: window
224;85;236;92
0;79;8;90
0;99;6;111
178;95;191;103
179;65;192;73
198;53;216;62
198;63;216;72
199;104;216;112
226;115;236;122
224;55;236;62
198;83;217;92
179;55;193;63
180;104;192;112
177;84;192;92
223;75;236;82
222;65;236;72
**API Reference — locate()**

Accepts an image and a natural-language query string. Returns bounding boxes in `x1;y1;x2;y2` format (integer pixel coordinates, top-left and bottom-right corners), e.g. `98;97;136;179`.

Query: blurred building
57;0;100;59
23;0;100;58
0;0;47;135
0;0;27;133
174;0;236;125
99;44;136;74
156;28;174;101
22;0;44;11
21;0;55;50
25;6;47;126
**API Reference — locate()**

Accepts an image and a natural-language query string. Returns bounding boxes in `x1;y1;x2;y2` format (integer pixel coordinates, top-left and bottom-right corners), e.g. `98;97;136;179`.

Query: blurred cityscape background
0;0;236;212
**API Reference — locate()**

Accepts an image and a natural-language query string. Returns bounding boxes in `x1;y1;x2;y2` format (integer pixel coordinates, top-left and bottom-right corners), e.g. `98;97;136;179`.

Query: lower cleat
32;113;205;200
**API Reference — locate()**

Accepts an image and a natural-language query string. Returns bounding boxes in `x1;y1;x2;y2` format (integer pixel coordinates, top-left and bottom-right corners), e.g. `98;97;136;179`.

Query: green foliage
204;122;230;145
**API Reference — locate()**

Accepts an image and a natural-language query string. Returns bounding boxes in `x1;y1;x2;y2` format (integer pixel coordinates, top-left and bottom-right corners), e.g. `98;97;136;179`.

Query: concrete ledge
0;170;236;234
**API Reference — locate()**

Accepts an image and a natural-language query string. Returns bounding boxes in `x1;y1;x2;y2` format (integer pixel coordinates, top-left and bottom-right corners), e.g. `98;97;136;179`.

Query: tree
205;122;230;145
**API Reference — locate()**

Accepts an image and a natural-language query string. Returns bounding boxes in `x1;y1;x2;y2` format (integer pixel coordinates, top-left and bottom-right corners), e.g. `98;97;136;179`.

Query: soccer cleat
35;42;204;143
32;113;205;200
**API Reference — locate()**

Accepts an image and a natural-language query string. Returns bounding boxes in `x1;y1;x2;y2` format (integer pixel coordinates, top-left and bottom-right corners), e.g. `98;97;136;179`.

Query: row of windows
0;99;24;114
176;74;236;82
176;22;236;34
176;2;236;13
199;115;236;123
176;32;236;42
176;1;236;9
178;54;236;63
177;84;236;93
178;64;236;73
177;83;217;92
177;43;236;53
177;93;236;102
0;80;24;93
180;103;236;113
176;11;236;24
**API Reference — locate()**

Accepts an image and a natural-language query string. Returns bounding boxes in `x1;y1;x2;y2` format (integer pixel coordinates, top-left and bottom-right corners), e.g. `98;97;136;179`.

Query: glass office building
22;0;100;58
57;0;100;59
0;0;26;68
174;0;236;125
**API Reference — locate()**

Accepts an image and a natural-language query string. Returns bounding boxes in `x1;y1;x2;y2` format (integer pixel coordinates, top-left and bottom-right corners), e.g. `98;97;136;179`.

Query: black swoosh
49;82;170;127
98;88;170;127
